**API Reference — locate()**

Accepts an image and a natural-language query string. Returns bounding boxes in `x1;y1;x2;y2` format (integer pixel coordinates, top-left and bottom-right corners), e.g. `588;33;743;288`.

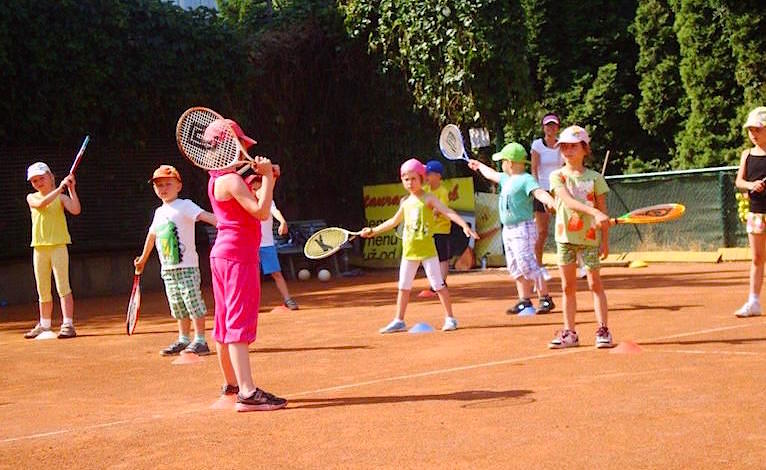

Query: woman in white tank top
530;113;563;269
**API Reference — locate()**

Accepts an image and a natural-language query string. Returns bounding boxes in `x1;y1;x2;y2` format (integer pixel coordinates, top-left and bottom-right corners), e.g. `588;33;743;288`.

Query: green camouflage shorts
161;267;207;319
556;243;600;270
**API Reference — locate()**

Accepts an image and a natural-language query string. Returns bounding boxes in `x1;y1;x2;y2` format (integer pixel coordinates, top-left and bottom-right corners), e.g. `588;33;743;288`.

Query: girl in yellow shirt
361;158;478;333
24;162;81;339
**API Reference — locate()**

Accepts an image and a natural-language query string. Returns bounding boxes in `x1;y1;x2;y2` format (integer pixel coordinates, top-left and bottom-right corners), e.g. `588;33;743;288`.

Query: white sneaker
541;267;552;281
441;317;458;331
735;301;762;318
595;325;615;349
548;329;579;349
379;319;407;334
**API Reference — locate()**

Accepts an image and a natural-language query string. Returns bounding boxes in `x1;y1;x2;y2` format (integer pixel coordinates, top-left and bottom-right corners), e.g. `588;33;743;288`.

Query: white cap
558;125;590;144
26;162;51;181
743;106;766;129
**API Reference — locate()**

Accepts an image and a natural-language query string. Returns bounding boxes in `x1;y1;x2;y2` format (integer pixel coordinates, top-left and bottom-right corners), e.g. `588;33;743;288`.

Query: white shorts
398;256;445;291
502;221;543;282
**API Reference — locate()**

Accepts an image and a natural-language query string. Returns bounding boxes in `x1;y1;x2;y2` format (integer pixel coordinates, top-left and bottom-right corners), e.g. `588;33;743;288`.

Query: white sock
62;316;73;326
748;293;759;304
40;317;52;329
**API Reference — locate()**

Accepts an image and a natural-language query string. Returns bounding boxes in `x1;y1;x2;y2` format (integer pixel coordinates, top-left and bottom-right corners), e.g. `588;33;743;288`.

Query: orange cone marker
210;394;237;411
171;353;204;365
610;340;642;354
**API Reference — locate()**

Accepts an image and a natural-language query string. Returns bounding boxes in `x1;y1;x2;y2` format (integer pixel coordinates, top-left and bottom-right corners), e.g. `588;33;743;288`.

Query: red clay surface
1;262;765;469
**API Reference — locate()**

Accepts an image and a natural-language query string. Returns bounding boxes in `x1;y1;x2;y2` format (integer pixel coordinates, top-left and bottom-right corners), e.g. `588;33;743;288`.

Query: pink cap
542;113;560;126
400;158;426;177
204;118;257;149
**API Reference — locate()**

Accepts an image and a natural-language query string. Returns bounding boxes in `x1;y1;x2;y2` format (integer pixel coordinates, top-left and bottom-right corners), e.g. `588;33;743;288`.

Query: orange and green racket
610;203;685;225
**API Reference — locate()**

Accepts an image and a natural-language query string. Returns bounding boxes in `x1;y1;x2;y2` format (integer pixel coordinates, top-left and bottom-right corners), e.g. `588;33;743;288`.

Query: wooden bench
205;219;341;280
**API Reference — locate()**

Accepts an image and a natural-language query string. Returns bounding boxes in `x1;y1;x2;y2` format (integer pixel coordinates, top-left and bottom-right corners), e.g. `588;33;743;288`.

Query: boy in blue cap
419;159;452;298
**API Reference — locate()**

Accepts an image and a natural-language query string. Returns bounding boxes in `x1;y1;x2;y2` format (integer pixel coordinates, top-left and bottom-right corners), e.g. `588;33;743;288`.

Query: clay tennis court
1;262;765;468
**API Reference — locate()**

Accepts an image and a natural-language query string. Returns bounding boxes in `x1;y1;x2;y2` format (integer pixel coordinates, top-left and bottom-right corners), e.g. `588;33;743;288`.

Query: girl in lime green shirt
361;158;478;333
24;162;81;339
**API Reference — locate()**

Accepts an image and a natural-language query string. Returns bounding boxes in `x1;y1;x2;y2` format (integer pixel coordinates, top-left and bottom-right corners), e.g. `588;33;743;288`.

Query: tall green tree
520;0;645;173
341;0;534;146
673;0;744;168
725;2;766;129
632;0;688;164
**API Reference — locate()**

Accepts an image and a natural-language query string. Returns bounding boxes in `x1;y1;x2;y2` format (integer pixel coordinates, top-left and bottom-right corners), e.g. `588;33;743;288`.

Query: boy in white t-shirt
134;165;217;356
247;175;299;310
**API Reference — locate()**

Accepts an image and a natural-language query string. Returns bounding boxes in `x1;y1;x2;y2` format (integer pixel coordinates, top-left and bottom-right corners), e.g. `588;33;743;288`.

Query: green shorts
161;267;207;319
556;243;600;270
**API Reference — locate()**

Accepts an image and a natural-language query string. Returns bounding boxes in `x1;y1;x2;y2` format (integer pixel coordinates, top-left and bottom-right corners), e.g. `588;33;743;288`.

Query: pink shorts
210;257;261;344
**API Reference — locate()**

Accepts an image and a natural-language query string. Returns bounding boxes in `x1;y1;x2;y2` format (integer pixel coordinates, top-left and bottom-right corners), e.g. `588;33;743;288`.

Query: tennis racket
126;272;141;336
304;227;362;260
439;124;469;162
68;135;90;175
176;107;276;175
610;203;685;225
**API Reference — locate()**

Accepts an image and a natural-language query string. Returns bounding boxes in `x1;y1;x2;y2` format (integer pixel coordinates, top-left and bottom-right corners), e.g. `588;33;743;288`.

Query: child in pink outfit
206;118;287;412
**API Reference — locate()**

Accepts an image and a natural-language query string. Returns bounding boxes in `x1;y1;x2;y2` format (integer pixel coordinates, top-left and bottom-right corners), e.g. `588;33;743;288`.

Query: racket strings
177;109;240;170
439;125;466;160
304;228;348;258
126;283;140;335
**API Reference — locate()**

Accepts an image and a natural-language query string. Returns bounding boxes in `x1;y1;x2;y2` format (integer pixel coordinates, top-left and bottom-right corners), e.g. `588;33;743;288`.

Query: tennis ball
317;269;331;282
297;269;311;281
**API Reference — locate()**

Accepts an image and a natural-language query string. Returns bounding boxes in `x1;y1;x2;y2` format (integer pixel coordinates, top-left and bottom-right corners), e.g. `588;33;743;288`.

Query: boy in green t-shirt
468;142;556;316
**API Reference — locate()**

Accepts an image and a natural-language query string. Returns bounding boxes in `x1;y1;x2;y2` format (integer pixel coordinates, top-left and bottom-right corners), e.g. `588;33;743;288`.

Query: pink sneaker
548;329;579;349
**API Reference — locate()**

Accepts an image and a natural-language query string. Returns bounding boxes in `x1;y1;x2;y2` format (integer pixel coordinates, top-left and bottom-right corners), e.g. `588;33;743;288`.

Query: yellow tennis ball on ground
318;269;332;282
298;269;311;281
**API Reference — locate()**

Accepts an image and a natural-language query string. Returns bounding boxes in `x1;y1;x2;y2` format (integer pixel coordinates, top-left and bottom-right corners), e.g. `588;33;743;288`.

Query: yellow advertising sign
362;177;475;267
474;192;505;267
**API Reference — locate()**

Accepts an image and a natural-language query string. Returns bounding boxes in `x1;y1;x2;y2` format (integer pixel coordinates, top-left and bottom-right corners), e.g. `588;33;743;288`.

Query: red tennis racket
126;272;141;335
69;135;90;175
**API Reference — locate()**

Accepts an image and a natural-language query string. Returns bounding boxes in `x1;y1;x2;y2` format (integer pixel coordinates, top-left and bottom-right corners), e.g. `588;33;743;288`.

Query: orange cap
150;165;182;183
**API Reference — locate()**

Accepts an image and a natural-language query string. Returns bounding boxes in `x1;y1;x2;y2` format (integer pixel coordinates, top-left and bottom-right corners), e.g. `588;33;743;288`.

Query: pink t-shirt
208;170;261;263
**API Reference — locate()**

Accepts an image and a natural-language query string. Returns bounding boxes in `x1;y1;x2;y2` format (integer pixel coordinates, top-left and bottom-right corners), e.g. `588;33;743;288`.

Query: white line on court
1;321;763;444
285;348;585;398
649;349;760;356
646;322;760;341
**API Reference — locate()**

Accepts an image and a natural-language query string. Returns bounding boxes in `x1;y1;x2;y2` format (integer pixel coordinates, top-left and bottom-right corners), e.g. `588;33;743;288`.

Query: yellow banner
474;192;505;267
362;177;475;267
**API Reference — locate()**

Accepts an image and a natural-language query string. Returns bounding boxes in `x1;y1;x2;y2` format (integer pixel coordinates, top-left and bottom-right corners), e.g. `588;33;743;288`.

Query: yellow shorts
33;245;71;303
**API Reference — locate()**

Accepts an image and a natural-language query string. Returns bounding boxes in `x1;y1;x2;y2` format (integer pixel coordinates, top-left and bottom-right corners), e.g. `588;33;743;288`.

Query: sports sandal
58;323;77;339
24;323;51;339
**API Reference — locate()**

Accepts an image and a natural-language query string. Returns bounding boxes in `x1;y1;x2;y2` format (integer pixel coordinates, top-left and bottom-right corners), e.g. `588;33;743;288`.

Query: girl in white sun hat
23;162;81;339
734;106;766;318
547;126;613;349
